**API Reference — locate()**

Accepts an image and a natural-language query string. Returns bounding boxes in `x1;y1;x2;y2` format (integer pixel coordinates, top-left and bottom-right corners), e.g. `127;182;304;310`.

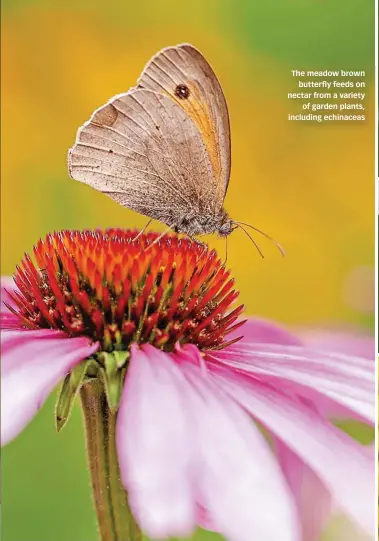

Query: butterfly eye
175;84;190;99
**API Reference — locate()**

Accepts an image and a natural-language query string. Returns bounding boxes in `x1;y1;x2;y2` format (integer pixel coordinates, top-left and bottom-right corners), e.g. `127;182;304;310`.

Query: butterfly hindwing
68;88;219;224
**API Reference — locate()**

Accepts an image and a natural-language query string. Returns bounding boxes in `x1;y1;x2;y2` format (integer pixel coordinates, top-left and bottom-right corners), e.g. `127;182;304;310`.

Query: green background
1;0;375;540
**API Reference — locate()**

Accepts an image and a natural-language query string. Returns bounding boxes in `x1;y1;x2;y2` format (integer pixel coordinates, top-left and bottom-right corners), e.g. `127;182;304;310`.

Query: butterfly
68;43;283;256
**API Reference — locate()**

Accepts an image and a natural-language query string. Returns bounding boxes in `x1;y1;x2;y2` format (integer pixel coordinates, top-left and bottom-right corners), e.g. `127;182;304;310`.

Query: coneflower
1;229;374;541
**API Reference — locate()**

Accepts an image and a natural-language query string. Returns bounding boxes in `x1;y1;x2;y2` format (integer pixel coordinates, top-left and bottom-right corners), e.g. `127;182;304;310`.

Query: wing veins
161;50;189;82
110;98;188;190
140;71;170;96
131;92;198;202
111;101;153;139
71;151;163;178
81;129;148;158
72;152;193;205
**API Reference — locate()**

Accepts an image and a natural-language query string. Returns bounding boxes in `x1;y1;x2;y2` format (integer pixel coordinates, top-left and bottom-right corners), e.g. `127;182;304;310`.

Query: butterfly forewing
68;89;219;224
138;43;231;205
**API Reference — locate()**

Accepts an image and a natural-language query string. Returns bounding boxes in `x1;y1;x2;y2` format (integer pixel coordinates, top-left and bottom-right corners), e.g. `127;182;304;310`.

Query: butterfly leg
221;235;228;267
133;218;153;241
186;235;206;248
186;236;209;262
144;225;175;251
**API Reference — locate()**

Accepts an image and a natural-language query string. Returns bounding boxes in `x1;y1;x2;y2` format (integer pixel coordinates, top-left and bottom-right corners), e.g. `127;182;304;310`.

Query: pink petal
300;329;374;360
275;438;332;541
1;328;98;445
210;343;374;424
211;367;374;536
1;311;22;329
116;344;196;539
175;348;299;541
231;317;302;346
195;503;218;533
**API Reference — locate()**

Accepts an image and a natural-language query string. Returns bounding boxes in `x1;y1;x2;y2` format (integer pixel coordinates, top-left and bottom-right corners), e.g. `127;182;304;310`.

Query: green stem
80;379;142;541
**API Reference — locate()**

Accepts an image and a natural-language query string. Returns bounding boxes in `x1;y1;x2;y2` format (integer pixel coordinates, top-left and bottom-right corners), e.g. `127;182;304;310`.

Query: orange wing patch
172;81;222;181
136;43;231;205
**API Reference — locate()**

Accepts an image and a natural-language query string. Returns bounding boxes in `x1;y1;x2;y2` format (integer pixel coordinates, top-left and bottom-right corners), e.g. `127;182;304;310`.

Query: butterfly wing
138;43;231;206
68;88;218;224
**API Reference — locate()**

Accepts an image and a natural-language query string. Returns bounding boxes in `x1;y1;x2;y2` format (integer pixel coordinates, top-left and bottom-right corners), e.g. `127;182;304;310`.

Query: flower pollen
6;229;245;352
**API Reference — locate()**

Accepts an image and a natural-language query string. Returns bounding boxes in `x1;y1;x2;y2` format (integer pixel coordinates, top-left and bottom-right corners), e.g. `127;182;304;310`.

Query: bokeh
1;0;375;540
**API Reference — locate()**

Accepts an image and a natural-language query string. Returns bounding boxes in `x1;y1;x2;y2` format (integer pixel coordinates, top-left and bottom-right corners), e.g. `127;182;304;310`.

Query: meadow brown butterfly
68;43;283;255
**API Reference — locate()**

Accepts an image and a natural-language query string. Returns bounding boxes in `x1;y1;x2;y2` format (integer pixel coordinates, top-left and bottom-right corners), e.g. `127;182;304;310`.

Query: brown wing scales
68;89;218;222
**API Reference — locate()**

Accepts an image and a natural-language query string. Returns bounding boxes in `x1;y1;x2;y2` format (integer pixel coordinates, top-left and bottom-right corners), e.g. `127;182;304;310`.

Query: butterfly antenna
234;221;285;257
235;223;264;258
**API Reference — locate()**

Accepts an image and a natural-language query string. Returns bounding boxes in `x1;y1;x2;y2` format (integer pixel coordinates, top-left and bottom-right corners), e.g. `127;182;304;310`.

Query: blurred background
1;0;375;540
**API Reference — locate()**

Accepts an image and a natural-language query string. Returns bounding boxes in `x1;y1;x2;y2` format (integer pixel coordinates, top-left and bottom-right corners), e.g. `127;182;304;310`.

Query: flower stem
80;379;142;541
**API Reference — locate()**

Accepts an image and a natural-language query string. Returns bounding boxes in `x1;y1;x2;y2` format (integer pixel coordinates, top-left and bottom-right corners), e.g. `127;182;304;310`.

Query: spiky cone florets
6;229;245;353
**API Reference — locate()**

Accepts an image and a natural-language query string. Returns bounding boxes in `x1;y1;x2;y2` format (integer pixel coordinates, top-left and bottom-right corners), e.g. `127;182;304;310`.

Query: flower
1;229;374;541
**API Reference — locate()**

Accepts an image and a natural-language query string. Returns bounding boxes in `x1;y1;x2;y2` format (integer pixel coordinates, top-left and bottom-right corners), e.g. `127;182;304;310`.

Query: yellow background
1;1;375;540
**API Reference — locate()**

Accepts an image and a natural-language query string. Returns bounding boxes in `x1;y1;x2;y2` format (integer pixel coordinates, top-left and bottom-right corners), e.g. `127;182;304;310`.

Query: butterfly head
217;210;237;237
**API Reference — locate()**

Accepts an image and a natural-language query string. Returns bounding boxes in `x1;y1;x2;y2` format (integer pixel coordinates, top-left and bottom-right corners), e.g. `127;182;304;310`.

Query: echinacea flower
1;229;374;541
